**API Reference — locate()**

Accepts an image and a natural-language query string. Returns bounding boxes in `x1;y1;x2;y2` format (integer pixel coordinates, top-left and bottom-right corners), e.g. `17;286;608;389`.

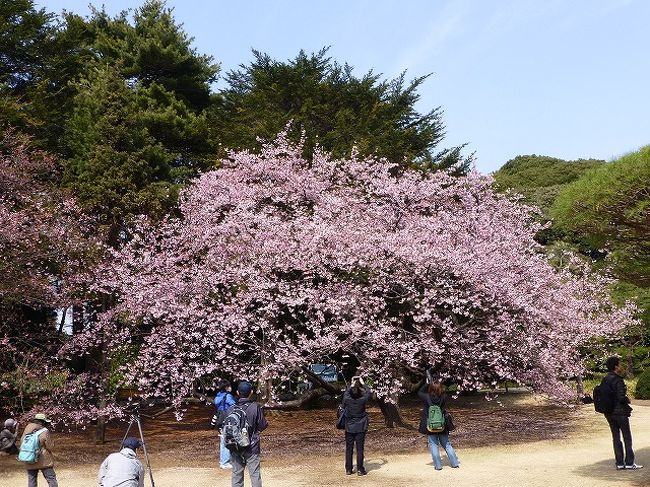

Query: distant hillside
493;155;605;214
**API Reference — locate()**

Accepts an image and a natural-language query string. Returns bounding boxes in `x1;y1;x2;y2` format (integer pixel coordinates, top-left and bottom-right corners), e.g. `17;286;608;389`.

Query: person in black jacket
341;377;371;476
602;356;643;470
230;381;269;487
418;381;459;470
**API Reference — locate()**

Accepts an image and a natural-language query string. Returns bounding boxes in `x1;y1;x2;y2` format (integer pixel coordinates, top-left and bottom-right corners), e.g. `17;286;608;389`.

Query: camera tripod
121;406;155;487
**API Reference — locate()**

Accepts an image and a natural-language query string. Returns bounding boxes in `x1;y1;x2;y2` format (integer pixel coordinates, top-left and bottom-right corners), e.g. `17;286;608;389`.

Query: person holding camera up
418;374;459;471
341;376;372;476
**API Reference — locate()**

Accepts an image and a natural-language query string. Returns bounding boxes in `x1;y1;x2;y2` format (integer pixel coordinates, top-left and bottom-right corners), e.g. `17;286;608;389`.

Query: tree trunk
265;388;330;409
377;393;406;428
576;374;585;397
95;294;111;444
72;304;84;335
302;367;340;395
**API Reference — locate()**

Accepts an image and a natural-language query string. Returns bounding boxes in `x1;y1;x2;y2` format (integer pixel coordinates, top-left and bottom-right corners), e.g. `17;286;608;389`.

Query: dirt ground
2;393;649;486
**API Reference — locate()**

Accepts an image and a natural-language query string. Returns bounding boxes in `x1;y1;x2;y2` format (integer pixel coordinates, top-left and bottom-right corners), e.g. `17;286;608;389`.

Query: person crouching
98;437;145;487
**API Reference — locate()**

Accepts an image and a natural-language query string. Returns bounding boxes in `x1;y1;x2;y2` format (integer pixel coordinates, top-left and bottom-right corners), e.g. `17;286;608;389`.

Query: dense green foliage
551;148;650;370
552;147;650;286
2;1;471;237
493;155;604;214
63;67;180;237
212;48;471;173
493;154;604;247
494;150;650;373
634;368;650;399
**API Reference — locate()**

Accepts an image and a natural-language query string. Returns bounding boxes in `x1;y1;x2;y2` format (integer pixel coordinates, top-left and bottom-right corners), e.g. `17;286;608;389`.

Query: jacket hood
120;448;137;459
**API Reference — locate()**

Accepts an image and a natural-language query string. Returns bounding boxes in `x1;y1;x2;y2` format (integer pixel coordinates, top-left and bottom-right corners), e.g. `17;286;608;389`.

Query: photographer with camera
340;376;371;476
418;372;459;471
98;437;145;487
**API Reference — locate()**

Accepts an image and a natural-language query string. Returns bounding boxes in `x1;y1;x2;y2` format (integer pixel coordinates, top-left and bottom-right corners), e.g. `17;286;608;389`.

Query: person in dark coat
230;381;268;487
602;356;643;470
341;377;371;476
418;381;459;470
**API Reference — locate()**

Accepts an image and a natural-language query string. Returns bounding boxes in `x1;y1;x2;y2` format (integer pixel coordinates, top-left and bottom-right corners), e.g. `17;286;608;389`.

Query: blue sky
38;0;650;173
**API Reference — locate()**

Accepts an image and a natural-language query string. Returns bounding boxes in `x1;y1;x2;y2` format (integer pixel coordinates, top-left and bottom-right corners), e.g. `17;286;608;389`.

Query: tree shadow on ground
573;446;650;486
365;458;387;472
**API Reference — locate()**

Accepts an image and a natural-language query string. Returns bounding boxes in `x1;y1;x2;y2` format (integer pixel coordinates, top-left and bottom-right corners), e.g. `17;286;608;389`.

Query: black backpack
213;393;231;428
223;403;252;452
593;377;615;414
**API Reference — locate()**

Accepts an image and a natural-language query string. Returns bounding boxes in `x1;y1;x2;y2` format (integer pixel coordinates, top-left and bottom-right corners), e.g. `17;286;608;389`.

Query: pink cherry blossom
63;133;635;418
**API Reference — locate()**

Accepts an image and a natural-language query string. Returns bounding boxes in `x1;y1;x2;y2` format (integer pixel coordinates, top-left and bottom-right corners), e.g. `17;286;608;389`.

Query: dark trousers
27;468;58;487
606;414;634;466
345;431;366;473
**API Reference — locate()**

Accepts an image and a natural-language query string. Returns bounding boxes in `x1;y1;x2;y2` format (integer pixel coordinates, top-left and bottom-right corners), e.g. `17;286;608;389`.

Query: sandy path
3;404;649;487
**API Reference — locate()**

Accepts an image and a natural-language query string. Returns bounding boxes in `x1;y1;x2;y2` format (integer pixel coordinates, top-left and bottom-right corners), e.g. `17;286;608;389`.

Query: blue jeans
427;433;459;469
220;429;231;465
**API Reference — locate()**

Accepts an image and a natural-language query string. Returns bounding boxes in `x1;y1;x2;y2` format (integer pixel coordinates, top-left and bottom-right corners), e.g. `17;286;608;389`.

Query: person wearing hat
98;437;145;487
22;413;58;487
230;381;268;487
1;417;19;454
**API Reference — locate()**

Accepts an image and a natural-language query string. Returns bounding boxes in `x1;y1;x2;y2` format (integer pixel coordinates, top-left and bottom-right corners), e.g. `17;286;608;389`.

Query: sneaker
220;463;233;469
616;465;626;470
626;464;644;470
345;470;353;475
357;469;367;476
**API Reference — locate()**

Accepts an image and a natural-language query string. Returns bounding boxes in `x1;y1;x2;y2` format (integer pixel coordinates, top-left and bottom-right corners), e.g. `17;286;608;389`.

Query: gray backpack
223;403;252;452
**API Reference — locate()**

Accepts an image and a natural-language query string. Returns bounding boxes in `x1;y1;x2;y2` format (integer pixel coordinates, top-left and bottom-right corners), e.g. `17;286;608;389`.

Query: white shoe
626;464;644;470
220;463;233;469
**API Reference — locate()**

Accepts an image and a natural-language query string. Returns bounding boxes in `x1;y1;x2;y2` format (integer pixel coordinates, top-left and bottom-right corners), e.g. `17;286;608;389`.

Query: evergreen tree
86;0;218;111
63;66;178;241
212;48;471;173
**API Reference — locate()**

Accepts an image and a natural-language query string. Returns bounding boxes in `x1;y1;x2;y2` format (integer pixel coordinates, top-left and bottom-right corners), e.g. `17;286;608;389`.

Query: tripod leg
136;417;155;487
121;419;134;446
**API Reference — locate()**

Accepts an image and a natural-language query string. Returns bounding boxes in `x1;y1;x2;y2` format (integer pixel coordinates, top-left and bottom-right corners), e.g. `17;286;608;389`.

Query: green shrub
634;369;650;399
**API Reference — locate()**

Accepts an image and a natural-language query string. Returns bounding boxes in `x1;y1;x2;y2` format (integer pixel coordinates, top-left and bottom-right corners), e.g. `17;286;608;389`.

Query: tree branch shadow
573;446;650;486
365;458;388;472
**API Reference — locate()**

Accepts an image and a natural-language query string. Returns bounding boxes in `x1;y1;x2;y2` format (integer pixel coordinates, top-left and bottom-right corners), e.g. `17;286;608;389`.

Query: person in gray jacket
98;437;145;487
0;418;19;455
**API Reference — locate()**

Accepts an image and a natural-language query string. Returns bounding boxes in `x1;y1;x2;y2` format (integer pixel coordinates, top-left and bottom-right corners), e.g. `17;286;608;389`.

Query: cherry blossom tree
64;133;635;422
0;131;96;417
